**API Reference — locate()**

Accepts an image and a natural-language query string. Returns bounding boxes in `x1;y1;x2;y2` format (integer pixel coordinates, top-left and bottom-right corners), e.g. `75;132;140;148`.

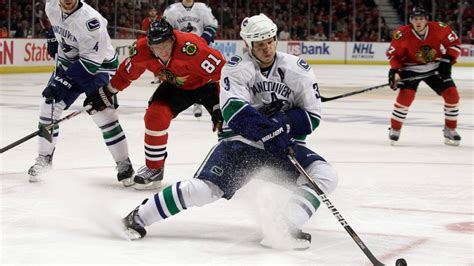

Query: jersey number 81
201;54;222;73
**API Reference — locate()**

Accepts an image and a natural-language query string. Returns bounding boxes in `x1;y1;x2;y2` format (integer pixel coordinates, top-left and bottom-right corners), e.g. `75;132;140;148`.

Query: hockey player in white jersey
28;0;134;186
163;0;218;118
122;13;338;250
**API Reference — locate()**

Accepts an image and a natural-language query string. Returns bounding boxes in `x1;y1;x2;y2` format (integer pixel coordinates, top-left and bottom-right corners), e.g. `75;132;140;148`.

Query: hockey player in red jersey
386;6;462;146
108;18;225;189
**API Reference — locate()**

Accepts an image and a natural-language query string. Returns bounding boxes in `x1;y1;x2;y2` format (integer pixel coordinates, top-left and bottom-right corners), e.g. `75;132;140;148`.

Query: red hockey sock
391;89;416;130
441;87;459;129
144;101;173;169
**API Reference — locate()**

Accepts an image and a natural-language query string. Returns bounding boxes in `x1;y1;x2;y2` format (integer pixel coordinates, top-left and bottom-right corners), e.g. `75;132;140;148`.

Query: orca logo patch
297;58;311;71
227;55;242;67
86;18;100;31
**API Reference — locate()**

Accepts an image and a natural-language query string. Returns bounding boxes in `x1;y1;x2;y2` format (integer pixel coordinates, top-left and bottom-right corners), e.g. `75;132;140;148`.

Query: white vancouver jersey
163;2;218;36
219;50;322;146
45;0;118;74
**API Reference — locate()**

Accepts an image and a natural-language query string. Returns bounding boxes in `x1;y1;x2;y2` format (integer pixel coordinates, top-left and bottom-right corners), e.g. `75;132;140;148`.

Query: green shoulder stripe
222;99;247;123
309;115;320;130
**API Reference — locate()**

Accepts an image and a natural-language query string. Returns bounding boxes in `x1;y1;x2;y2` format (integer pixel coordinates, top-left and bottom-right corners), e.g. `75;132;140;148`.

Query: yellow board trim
0;66;55;74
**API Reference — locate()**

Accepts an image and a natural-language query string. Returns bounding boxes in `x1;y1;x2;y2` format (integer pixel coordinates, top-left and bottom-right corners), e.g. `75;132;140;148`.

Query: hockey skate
28;154;53;182
443;127;461;146
133;165;164;190
388;128;400;146
260;226;312;250
122;205;147;240
116;158;135;187
193;104;203;118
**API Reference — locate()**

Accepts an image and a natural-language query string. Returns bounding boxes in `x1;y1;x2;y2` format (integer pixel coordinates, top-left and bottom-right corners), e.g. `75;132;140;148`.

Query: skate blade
390;140;397;146
124;228;143;240
28;176;41;183
444;138;460;146
120;178;135;187
134;181;162;190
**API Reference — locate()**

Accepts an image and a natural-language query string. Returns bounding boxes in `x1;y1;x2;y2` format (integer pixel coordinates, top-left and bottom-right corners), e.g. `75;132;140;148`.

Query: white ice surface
0;65;473;265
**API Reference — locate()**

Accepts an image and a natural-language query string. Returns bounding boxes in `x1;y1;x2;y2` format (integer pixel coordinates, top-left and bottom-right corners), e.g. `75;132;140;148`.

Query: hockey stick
0;105;92;154
321;71;438;102
287;149;389;266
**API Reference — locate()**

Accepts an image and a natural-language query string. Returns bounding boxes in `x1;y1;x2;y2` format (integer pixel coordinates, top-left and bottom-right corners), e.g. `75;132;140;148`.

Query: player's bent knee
441;87;459;103
180;179;224;208
299;161;338;195
91;107;119;127
145;102;173;129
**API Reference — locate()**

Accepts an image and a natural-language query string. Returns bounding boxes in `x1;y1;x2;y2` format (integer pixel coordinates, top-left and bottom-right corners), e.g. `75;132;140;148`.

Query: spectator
278;23;290;40
14;20;30;38
141;6;161;39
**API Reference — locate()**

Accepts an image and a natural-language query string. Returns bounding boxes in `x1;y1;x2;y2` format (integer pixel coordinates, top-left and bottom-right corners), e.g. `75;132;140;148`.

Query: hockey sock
284;184;321;229
137;179;223;226
92;108;128;162
441;86;459;129
391;89;416;130
144;102;173;169
38;100;66;155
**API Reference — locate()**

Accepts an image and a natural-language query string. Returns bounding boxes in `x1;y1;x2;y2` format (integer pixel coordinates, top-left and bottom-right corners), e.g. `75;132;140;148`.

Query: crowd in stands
0;0;472;43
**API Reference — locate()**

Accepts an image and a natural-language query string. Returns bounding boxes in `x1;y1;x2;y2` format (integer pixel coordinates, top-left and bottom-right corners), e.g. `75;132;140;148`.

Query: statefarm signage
0;39;53;66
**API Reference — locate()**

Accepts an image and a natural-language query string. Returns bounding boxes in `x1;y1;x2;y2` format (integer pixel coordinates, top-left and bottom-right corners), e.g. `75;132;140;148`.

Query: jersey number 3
201;54;222;73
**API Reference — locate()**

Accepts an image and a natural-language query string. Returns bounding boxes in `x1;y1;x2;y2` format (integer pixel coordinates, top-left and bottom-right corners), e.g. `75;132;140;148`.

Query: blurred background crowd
0;0;472;43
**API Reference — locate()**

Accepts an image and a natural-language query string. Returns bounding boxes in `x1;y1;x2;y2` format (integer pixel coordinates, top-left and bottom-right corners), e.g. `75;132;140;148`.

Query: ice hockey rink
0;65;472;265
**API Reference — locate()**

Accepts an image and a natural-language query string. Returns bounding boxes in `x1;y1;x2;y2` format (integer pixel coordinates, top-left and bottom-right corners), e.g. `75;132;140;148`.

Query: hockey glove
260;123;296;159
42;69;73;103
211;104;223;132
258;99;287;117
388;68;402;90
438;55;454;79
83;84;116;113
45;28;58;58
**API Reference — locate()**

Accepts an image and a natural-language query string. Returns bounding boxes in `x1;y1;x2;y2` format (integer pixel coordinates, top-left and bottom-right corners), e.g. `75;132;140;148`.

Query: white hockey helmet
240;13;278;50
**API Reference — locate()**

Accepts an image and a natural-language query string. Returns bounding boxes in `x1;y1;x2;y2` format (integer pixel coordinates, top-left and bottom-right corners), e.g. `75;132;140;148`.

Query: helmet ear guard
147;18;174;46
239;13;278;50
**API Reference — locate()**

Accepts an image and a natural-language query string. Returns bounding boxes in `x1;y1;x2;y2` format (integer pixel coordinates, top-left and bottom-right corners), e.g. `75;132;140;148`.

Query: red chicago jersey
111;30;225;91
386;21;461;72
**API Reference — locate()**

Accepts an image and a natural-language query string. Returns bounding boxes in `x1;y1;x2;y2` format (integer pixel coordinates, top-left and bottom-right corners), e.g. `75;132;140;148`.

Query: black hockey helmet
410;6;428;18
147;18;174;46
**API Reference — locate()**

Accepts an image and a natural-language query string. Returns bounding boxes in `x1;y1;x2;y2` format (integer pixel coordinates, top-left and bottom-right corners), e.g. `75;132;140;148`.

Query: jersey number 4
201;54;222;73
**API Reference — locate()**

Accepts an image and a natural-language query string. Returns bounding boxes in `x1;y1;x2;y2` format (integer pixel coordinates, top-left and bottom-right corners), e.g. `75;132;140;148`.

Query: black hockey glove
45;28;58;58
438;55;454;79
83;85;116;114
258;99;287;117
388;68;402;90
42;69;73;103
210;105;223;132
260;122;296;159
